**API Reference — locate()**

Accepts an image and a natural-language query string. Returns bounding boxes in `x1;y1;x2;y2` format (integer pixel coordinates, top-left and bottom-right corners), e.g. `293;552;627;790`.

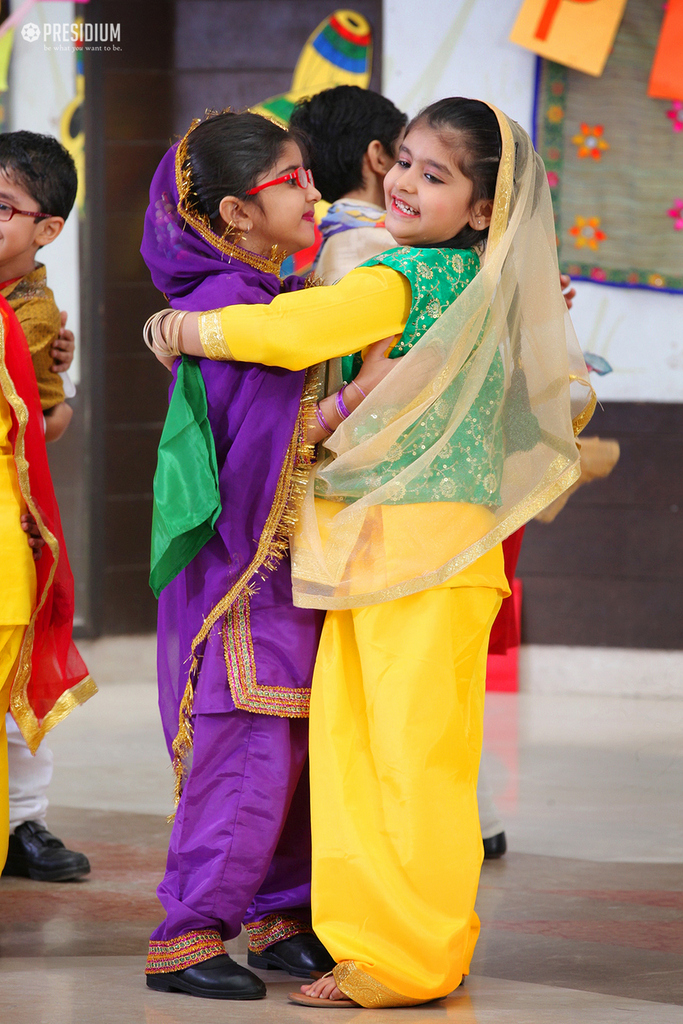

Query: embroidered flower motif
451;253;464;273
386;442;403;462
416;261;434;279
483;474;498;494
666;101;683;133
572;124;609;160
667;198;683;230
547;170;559;188
648;273;665;288
385;479;406;501
426;298;443;318
569;216;606;251
547;105;564;124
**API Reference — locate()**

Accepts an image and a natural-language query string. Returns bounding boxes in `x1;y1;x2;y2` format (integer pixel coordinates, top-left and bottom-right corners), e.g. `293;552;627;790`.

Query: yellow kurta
201;265;510;1005
0;387;37;864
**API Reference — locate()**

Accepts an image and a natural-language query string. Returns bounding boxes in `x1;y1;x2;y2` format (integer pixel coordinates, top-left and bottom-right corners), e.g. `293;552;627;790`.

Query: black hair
290;86;407;204
184;110;306;222
0;130;77;221
406;97;501;250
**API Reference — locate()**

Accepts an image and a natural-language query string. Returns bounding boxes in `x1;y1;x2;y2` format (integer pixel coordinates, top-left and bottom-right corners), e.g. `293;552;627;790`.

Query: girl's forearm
171;266;411;370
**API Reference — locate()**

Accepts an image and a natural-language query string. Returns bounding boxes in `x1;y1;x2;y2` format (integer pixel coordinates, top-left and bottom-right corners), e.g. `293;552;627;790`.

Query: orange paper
648;0;683;101
509;0;628;77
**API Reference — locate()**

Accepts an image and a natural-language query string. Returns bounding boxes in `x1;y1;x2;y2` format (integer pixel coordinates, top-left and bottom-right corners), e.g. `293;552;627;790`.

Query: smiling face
218;140;321;258
383;124;491;247
0;172;64;280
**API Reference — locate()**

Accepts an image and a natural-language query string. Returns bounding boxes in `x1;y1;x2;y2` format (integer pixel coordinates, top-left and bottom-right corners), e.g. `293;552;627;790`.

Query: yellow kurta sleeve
205;265;411;371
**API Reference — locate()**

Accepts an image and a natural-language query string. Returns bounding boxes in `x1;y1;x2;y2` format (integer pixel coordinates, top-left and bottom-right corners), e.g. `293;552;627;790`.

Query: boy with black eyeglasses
0;130;77;441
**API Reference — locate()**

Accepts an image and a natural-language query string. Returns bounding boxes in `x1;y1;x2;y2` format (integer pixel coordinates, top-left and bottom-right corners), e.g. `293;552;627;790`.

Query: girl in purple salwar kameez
139;112;333;1000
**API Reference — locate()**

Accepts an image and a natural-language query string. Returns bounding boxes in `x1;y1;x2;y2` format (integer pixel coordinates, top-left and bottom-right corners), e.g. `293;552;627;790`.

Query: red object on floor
486;579;522;692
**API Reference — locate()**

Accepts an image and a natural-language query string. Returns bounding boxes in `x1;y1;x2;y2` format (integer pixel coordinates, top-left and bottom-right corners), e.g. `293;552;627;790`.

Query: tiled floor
2;636;682;1022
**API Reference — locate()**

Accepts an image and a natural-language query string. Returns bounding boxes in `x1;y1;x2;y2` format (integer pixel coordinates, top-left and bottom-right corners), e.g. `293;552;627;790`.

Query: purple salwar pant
152;708;310;942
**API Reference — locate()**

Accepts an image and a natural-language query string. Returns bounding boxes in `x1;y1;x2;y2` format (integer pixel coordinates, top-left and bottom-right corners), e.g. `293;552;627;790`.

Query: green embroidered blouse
336;246;505;507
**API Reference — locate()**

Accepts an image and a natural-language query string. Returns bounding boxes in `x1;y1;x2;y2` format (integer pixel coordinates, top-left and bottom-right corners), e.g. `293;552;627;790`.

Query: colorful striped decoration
251;9;373;128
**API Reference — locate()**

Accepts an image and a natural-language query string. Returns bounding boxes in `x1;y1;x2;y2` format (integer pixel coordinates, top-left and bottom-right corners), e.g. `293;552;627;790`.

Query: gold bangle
143;309;175;357
168;310;187;357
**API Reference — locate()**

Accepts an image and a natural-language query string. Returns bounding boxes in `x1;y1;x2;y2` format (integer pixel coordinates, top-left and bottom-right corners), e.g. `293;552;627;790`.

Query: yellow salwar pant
309;568;505;1007
0;625;27;866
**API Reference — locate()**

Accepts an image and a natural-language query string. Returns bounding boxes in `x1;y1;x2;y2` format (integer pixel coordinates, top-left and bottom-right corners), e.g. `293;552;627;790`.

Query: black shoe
2;821;91;881
483;831;507;859
247;932;336;979
146;953;266;1000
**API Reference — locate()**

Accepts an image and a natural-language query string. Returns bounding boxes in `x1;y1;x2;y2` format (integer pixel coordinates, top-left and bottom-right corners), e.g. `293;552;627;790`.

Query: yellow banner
510;0;628;77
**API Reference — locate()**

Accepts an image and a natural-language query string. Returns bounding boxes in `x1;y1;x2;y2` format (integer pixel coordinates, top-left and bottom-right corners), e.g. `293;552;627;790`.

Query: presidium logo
21;21;121;49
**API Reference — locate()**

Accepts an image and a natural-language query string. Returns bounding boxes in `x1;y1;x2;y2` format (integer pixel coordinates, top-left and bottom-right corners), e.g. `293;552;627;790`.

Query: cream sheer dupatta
290;107;594;610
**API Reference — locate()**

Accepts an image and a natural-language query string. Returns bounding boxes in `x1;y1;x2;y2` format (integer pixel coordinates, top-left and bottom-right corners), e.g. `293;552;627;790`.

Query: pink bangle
315;403;333;435
347;379;367;400
335;388;351;420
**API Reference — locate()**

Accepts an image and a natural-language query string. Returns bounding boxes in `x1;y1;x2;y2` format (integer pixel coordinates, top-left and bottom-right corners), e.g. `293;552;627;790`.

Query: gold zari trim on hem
333;961;426;1008
0;311;96;751
245;913;312;954
222;592;310;717
169;371;318;807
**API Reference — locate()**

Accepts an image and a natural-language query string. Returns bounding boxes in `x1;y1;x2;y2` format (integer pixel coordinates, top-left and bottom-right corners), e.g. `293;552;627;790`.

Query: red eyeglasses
0;202;54;222
246;166;315;196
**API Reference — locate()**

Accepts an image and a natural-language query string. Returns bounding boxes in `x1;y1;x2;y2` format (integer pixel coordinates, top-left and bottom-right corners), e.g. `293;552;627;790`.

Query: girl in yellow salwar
147;99;594;1008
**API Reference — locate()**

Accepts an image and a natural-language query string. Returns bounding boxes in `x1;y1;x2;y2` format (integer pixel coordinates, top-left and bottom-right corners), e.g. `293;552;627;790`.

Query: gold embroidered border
0;308;96;752
198;309;232;360
222;592;310;717
169;370;318;805
569;375;597;437
487;106;515;253
333;961;425;1008
293;453;581;611
245;913;312;954
146;928;225;974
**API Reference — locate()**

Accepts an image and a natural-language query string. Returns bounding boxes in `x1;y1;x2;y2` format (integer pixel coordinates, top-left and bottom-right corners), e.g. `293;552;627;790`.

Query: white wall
382;0;683;403
9;0;80;381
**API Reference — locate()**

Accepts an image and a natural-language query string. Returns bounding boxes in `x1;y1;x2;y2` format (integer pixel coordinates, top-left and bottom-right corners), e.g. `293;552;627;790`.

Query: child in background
290;85;404;285
0;131;76;442
0;130;92;875
154;97;594;1007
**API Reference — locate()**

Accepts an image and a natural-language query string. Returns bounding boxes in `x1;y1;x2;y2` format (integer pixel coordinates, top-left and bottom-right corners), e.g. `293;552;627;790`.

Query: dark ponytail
182;111;306;222
406;97;501;250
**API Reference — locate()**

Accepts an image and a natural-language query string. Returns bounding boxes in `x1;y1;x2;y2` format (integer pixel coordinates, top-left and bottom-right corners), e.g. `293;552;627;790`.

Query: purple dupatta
141;146;323;780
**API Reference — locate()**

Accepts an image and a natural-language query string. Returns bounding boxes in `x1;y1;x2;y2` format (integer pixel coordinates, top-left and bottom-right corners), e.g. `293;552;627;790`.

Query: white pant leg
477;756;504;840
6;714;52;833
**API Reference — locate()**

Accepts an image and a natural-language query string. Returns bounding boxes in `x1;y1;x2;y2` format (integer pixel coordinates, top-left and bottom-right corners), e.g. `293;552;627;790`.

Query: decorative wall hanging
251;10;372;127
534;0;683;294
510;0;628;77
